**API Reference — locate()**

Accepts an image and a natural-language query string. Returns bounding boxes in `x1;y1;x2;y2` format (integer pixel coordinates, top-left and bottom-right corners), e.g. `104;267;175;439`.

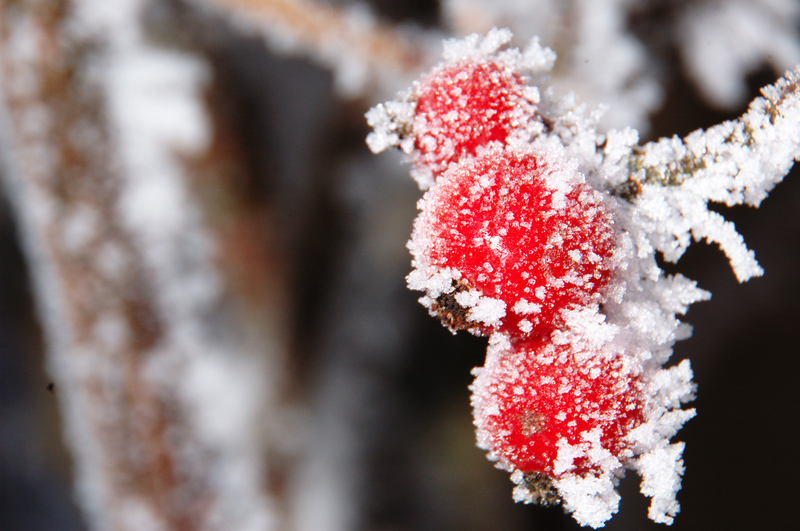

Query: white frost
634;443;688;525
554;472;621;529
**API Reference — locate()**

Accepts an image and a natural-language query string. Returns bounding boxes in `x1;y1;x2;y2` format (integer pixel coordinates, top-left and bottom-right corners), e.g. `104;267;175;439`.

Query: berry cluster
368;30;699;527
399;47;644;496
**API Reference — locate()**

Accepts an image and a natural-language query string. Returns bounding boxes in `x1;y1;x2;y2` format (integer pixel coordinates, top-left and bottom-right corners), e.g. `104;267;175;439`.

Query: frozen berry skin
471;337;645;477
412;59;536;179
408;149;616;338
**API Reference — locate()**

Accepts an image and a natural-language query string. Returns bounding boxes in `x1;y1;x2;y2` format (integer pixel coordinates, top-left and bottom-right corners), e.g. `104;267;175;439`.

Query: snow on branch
619;66;800;281
194;0;437;97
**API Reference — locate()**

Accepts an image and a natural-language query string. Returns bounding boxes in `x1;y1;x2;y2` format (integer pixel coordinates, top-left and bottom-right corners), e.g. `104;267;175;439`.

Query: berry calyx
471;337;645;478
412;59;537;181
408;148;616;339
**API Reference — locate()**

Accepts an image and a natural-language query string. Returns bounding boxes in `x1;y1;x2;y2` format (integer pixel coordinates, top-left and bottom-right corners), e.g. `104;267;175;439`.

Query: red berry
471;337;645;478
412;59;536;179
409;149;616;338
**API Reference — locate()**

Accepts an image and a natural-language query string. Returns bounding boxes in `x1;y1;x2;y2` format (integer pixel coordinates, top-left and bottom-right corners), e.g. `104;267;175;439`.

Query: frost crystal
368;29;800;528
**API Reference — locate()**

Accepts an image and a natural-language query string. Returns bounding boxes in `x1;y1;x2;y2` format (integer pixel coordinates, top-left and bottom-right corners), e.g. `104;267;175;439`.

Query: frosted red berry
412;59;536;178
471;337;645;477
409;149;616;338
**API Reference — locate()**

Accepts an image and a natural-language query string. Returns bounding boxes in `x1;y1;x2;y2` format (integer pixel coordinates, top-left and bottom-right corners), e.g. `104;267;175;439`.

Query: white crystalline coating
634;443;687;525
512;298;541;315
550;431;627;527
441;27;514;63
370;28;800;528
522;36;557;74
649;360;697;410
553;438;588;476
407;262;507;328
554;472;621;529
406;265;458;299
517;319;533;333
467;295;506;327
440;27;556;76
627;361;697;452
454;289;482;307
552;305;620;350
450;285;507;327
365;97;416;154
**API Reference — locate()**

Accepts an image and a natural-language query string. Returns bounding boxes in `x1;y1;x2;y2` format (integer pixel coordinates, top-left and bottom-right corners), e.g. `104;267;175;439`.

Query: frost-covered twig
194;0;437;97
0;1;285;529
617;65;800;281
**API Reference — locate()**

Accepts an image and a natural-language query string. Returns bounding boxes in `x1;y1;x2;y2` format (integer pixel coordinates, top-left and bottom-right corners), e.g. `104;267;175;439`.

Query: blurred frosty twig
195;0;437;97
0;0;288;528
